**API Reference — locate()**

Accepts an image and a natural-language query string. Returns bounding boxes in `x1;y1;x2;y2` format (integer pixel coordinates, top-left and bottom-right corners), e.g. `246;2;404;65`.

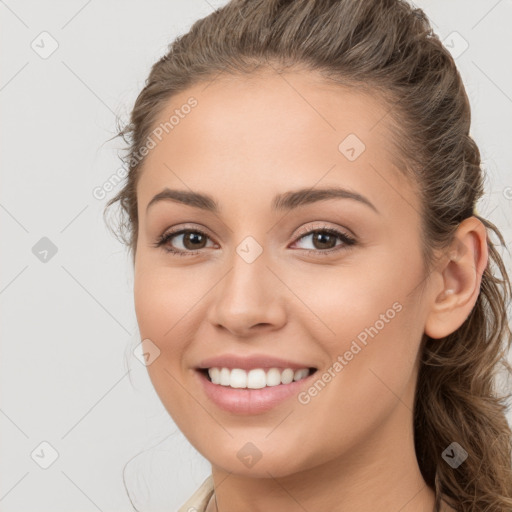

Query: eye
290;225;357;256
153;224;357;257
153;228;216;256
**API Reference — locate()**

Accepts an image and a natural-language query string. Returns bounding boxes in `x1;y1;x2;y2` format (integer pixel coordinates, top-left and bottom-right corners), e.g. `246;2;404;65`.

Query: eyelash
153;224;357;258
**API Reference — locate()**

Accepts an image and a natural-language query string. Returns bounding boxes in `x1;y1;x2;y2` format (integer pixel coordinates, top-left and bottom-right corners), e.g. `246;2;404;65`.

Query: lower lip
195;369;317;415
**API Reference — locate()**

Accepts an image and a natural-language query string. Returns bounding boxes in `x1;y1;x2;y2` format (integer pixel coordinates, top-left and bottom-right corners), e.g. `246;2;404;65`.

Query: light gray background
1;1;511;511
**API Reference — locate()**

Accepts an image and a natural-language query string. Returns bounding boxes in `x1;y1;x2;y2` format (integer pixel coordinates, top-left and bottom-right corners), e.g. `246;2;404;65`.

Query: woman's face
134;70;434;477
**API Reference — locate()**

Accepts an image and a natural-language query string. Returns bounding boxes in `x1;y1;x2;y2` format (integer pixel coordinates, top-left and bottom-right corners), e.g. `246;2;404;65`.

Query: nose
206;247;287;337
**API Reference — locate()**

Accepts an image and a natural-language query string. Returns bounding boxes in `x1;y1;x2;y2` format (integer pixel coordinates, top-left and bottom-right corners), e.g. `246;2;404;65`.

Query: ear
424;217;489;339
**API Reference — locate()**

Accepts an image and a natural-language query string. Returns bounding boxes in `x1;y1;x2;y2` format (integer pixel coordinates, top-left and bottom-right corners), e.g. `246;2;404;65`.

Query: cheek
133;263;194;405
134;272;166;342
290;294;422;470
290;252;414;349
292;252;424;406
133;259;199;342
133;266;197;423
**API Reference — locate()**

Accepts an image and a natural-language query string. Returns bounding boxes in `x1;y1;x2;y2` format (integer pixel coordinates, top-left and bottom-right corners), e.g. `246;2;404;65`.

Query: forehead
136;70;417;219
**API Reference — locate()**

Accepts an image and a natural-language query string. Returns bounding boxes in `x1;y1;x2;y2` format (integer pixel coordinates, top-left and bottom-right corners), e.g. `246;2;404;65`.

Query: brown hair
105;1;512;510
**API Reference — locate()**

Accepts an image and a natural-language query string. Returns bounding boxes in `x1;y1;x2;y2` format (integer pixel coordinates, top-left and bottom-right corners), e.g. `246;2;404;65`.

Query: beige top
177;475;215;512
177;475;457;511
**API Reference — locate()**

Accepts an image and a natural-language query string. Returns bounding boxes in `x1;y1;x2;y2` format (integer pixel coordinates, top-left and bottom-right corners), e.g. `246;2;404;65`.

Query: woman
105;0;512;510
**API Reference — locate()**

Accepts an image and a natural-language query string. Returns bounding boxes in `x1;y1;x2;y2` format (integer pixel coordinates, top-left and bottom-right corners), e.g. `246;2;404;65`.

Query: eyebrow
146;186;379;214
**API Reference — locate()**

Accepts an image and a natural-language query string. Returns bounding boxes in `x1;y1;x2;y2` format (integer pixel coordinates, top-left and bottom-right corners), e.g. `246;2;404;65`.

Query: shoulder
177;475;215;512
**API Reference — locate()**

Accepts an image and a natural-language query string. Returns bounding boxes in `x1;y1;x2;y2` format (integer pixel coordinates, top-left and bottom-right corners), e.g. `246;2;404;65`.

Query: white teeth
206;367;312;389
247;369;266;389
266;368;282;387
219;367;230;386
208;367;220;384
293;368;310;381
230;368;247;388
281;368;294;384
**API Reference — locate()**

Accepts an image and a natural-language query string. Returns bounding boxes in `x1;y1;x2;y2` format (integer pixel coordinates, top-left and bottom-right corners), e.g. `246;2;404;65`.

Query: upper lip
196;354;316;371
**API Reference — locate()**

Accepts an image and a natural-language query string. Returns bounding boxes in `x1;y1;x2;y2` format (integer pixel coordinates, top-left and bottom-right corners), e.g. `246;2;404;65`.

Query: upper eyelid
293;221;355;239
162;222;352;238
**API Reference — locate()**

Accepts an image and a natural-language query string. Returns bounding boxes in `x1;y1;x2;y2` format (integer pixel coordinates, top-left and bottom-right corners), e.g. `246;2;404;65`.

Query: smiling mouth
198;367;318;388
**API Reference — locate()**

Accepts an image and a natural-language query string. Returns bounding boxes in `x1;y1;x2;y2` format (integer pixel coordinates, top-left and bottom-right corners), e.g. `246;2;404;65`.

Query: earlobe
424;217;489;340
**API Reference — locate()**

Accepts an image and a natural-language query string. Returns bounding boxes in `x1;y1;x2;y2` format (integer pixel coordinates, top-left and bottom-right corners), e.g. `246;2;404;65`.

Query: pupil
185;232;206;250
314;231;335;250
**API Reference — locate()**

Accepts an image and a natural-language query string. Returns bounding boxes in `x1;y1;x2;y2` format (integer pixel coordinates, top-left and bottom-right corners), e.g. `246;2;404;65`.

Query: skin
133;69;487;512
